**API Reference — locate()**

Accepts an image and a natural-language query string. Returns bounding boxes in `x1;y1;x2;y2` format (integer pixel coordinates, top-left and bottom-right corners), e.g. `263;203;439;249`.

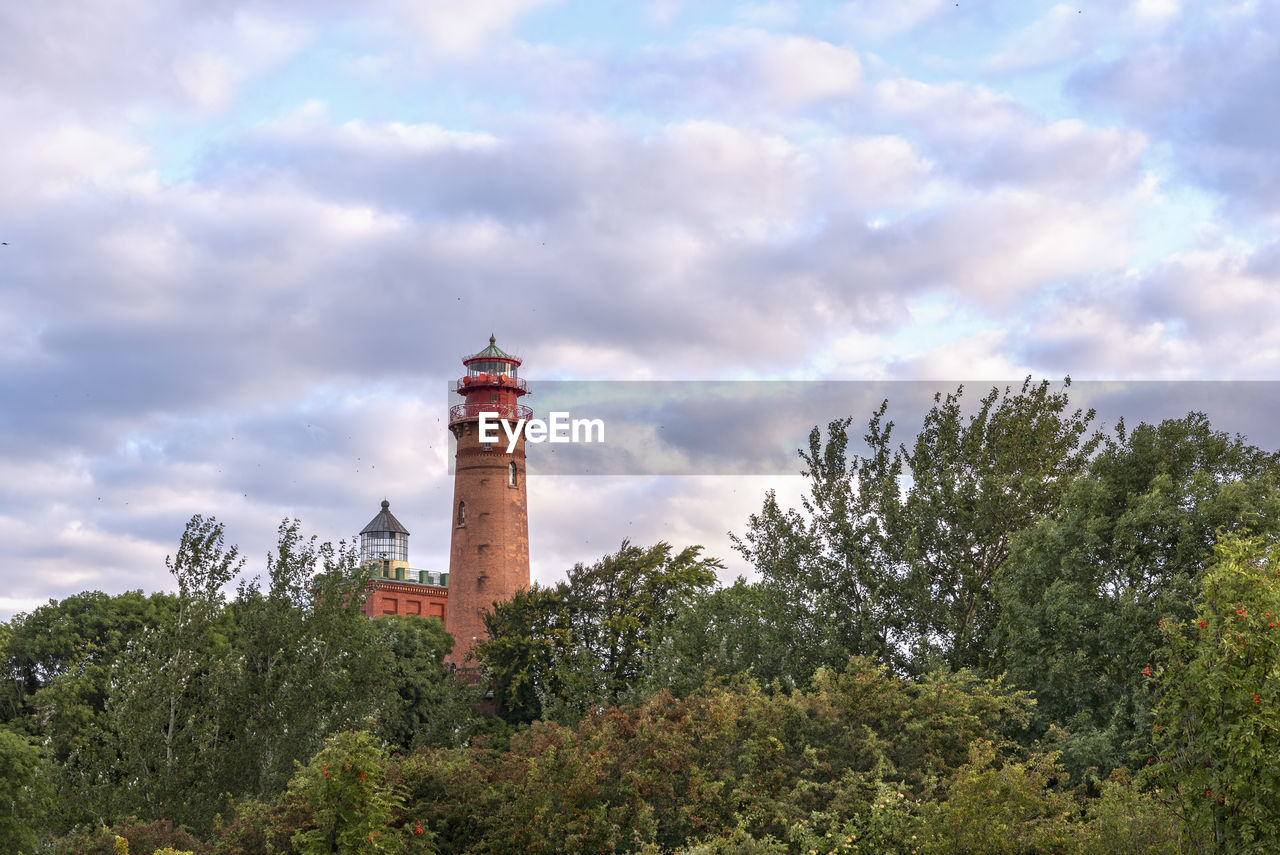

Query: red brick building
358;499;449;621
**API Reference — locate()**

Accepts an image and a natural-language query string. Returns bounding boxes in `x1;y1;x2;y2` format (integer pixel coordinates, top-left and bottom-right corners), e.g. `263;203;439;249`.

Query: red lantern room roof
463;334;521;366
451;334;531;424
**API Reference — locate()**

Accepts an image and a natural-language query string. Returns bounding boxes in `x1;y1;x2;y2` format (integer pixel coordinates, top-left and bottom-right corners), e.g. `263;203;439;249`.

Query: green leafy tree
372;614;478;749
736;378;1099;676
395;656;1030;855
0;726;49;853
639;579;805;696
732;413;898;677
994;414;1280;774
105;515;243;829
476;541;721;722
223;520;387;800
2;590;180;828
474;586;575;724
1079;769;1181;855
892;379;1100;672
0;621;17;725
285;730;416;855
4;590;177;715
921;741;1083;854
1145;535;1280;853
563;540;722;704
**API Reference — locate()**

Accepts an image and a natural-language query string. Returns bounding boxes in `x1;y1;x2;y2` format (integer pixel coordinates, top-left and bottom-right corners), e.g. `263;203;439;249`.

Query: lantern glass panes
361;531;407;563
469;360;515;378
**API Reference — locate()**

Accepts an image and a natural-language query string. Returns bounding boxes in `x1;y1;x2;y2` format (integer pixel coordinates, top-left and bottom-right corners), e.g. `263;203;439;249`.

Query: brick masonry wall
361;579;448;622
446;418;530;666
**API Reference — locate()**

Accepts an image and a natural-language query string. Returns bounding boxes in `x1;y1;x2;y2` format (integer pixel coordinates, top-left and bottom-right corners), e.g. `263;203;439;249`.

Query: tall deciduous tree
639;579;807;696
2;590;176;730
0;726;49;853
994;415;1280;774
106;515;243;828
476;541;721;722
224;519;386;801
893;379;1101;671
733;412;900;674
1;590;179;830
372;614;478;750
737;378;1099;676
475;586;574;724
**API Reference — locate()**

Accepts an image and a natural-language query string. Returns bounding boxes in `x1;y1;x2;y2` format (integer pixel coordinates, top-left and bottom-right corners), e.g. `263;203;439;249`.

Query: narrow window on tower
509;461;517;486
457;501;466;527
491;393;498;403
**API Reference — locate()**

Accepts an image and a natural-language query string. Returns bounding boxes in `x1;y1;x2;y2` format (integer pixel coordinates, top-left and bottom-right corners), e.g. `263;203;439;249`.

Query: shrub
1145;536;1280;853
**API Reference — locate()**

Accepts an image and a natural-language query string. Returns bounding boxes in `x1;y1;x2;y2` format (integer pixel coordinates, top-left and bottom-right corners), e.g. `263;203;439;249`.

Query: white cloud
869;78;1148;194
0;2;309;114
173;11;309;111
982;4;1095;75
1011;240;1280;380
750;35;862;106
1131;0;1180;28
890;328;1027;379
832;0;946;39
980;0;1181;76
0;103;150;208
397;0;561;57
1070;2;1280;216
647;0;685;27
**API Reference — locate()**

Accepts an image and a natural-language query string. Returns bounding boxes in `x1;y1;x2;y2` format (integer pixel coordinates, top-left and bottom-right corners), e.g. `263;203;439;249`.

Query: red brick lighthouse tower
446;335;532;666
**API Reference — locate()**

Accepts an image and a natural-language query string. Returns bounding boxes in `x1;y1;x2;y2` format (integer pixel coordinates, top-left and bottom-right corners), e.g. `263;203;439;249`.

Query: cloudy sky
3;0;1279;618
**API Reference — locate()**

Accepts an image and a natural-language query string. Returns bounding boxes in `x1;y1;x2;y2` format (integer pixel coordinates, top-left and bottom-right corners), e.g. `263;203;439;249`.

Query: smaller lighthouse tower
360;499;409;579
446;336;532;666
357;499;448;621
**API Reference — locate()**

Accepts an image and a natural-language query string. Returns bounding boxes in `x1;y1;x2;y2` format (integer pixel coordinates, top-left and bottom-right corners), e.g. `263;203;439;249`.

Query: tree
392;657;1031;855
0;621;14;725
563;540;722;704
1144;535;1280;853
372;615;478;750
0;726;49;853
921;741;1084;854
222;519;387;801
733;413;900;675
284;730;415;855
994;414;1280;774
105;515;243;829
639;579;808;696
736;378;1099;676
476;541;721;722
1;591;183;830
4;590;177;702
475;586;575;724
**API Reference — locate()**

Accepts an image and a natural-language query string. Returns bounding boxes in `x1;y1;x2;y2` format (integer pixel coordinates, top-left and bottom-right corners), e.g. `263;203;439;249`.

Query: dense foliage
475;540;722;723
4;379;1279;853
1;517;477;844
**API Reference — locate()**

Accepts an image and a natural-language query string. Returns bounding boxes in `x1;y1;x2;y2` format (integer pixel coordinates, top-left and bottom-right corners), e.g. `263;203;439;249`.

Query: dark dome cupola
360;499;410;579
